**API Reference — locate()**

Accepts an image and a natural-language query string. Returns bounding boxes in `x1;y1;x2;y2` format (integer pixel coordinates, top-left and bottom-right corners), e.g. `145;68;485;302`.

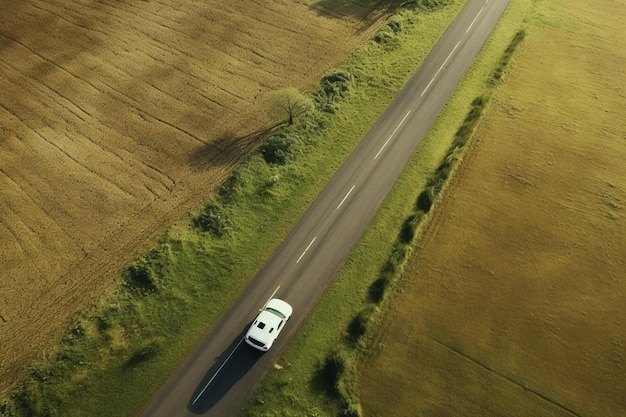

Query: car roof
247;310;283;342
246;299;292;344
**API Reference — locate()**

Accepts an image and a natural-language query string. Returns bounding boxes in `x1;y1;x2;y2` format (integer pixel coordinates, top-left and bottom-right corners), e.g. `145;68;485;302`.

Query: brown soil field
360;0;626;416
0;0;392;393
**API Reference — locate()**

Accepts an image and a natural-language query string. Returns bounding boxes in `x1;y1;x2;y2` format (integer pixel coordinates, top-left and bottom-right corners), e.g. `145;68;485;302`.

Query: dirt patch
0;0;395;393
360;0;626;415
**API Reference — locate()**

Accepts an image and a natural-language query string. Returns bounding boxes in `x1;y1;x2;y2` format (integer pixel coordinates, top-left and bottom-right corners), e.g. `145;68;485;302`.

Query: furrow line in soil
24;0;316;118
142;13;189;40
28;0;150;63
212;79;249;103
85;70;210;147
0;210;55;281
247;0;305;23
1;58;179;195
36;131;137;201
1;93;139;206
0;150;79;255
230;39;286;80
240;2;310;39
0;60;84;128
245;43;285;69
132;107;209;147
195;90;233;113
143;163;176;193
0;174;42;270
27;1;100;42
0;37;96;119
126;0;188;28
1;74;147;200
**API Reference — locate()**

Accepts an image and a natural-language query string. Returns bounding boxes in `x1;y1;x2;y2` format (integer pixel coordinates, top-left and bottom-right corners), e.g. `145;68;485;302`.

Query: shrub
218;171;242;204
317;350;347;398
471;94;486;108
416;186;435;213
125;259;158;293
257;174;284;201
457;121;475;139
318;349;362;417
192;203;232;237
97;306;119;332
439;152;458;177
320;70;353;100
341;404;362;417
415;0;451;10
56;345;87;372
347;305;377;341
314;69;354;113
373;30;391;44
373;29;398;50
368;273;391;304
14;378;58;417
399;212;422;243
464;104;481;123
260;132;302;165
0;399;18;417
387;17;403;34
490;30;526;84
381;242;409;277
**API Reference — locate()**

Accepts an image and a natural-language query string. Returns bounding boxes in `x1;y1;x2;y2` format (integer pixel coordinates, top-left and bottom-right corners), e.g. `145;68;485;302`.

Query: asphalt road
139;0;511;415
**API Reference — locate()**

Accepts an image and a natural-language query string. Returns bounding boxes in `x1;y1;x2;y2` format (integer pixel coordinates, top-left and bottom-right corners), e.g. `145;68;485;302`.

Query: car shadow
187;325;264;414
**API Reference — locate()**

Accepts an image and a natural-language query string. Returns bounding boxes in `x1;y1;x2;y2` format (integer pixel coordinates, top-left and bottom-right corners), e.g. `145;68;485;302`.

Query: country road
139;0;511;415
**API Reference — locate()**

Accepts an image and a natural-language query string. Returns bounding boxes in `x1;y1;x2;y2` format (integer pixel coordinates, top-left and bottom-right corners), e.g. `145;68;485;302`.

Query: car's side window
277;321;283;330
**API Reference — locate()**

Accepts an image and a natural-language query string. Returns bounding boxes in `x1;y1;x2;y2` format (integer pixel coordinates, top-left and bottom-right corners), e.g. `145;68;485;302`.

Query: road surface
139;0;511;415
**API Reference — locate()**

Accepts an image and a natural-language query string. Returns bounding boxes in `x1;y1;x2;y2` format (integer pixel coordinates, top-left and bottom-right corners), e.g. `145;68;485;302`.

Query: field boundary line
431;338;585;417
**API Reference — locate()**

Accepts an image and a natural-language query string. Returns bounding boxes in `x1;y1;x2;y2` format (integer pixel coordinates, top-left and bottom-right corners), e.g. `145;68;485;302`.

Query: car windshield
265;307;286;319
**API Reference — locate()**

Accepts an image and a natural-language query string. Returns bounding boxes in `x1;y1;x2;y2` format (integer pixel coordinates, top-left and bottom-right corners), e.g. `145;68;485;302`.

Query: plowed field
0;0;390;392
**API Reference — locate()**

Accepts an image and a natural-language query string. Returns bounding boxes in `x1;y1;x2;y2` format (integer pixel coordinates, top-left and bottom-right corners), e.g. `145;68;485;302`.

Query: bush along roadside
317;30;526;417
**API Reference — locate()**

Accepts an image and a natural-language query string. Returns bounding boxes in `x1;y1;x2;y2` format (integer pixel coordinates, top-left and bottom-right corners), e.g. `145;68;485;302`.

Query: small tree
269;87;314;125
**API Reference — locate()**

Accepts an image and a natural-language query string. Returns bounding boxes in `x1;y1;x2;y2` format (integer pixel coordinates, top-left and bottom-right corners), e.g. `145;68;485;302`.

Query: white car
244;298;293;351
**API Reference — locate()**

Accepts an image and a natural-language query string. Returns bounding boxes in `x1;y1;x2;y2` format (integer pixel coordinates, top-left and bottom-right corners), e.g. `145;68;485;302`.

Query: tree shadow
187;326;264;414
189;123;283;171
310;0;405;23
